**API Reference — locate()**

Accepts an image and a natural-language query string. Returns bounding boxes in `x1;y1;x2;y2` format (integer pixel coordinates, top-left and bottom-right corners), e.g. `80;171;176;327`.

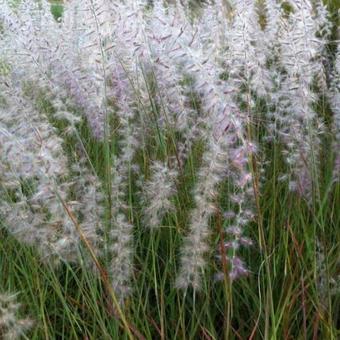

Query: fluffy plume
268;0;329;199
143;161;178;229
0;0;337;297
0;292;33;340
330;42;340;181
